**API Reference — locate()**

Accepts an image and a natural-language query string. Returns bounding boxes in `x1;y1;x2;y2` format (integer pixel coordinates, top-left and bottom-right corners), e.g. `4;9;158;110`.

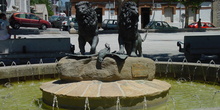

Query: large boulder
57;57;155;81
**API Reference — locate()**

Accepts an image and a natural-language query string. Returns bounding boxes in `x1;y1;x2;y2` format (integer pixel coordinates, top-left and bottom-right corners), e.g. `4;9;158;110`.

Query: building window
164;7;173;22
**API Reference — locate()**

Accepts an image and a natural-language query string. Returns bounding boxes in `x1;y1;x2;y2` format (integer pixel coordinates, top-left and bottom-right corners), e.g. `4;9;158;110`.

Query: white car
62;17;78;31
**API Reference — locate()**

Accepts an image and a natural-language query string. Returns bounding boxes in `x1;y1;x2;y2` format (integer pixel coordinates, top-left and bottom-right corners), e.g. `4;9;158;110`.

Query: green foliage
30;0;54;16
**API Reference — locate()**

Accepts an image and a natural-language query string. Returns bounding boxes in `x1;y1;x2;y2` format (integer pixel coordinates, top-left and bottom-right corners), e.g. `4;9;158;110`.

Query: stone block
57;56;155;81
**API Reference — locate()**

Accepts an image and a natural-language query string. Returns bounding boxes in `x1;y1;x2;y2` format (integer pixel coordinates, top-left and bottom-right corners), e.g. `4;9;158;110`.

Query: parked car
102;19;118;30
49;15;66;28
145;21;178;29
9;12;51;30
62;17;78;31
49;15;59;22
188;22;215;28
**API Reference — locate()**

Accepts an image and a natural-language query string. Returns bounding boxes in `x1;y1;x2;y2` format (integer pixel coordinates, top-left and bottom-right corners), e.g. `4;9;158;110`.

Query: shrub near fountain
40;56;171;109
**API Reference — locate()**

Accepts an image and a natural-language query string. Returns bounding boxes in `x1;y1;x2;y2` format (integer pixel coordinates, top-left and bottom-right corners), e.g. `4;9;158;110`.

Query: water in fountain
166;96;176;110
215;67;220;84
178;58;189;82
39;59;44;64
10;61;20;83
155;59;162;77
84;97;90;110
0;62;11;85
30;98;42;109
192;60;202;81
143;96;147;110
205;60;216;82
116;97;121;110
0;77;220;109
212;91;220;106
165;58;173;78
0;61;6;67
38;59;44;80
55;59;58;63
26;61;35;86
190;94;202;108
52;95;59;110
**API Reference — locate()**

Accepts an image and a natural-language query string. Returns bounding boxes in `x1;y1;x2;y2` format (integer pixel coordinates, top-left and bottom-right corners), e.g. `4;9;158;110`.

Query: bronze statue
117;1;147;57
75;1;99;55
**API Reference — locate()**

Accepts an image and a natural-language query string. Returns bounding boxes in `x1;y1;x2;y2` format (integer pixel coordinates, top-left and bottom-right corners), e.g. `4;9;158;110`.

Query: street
18;28;220;63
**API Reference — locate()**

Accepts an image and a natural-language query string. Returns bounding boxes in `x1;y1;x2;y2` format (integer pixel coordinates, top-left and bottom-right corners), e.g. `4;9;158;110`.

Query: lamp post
65;2;72;31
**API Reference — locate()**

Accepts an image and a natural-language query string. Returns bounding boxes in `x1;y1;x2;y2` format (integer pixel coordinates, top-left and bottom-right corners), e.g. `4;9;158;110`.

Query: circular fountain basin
40;79;171;109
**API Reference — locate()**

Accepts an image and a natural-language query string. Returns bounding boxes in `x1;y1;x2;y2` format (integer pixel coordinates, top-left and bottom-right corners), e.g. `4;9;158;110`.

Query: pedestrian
0;13;11;40
198;18;201;28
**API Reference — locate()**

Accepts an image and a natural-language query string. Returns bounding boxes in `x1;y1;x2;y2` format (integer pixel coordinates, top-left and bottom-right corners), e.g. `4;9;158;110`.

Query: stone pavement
17;28;220;63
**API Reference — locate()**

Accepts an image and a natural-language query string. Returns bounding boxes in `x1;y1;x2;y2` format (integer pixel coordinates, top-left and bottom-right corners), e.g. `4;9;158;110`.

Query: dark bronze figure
117;1;147;57
75;1;99;55
97;43;111;63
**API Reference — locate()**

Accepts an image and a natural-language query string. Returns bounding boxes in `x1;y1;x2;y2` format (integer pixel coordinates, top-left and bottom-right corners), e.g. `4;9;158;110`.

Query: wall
34;4;49;20
6;0;30;13
213;0;220;27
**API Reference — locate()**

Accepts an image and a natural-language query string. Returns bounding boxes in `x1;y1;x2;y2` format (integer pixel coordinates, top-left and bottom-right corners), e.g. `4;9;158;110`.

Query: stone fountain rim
0;61;219;82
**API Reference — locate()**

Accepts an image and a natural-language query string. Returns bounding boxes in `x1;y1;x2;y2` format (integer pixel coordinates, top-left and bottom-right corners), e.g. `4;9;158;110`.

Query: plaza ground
16;28;220;63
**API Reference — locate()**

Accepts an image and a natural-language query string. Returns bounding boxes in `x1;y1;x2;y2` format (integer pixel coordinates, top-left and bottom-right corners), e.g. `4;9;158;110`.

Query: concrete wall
0;61;219;83
0;38;74;61
0;38;71;54
156;62;220;82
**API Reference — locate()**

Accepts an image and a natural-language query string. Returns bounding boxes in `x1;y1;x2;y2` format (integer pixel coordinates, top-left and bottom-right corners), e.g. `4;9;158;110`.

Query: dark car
145;21;178;29
188;22;215;28
9;12;51;30
49;15;66;28
102;19;118;30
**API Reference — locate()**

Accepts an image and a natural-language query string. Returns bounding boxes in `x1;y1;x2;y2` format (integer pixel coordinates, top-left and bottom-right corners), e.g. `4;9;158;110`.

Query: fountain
40;1;171;109
40;56;171;109
0;1;220;110
0;56;220;109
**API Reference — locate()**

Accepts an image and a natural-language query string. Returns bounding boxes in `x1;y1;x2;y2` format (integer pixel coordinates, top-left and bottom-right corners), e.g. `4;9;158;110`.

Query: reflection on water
0;78;220;110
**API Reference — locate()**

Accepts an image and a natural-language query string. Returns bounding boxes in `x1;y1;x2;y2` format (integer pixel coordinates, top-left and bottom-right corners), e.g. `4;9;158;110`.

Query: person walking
0;13;11;40
198;18;202;28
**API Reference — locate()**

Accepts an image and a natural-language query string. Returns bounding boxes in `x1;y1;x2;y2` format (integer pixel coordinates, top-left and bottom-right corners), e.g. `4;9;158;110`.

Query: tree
164;0;205;28
30;0;53;16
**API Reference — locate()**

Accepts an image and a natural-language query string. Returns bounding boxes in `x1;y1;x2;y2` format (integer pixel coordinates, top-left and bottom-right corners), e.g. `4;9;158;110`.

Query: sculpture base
40;79;171;109
57;57;156;81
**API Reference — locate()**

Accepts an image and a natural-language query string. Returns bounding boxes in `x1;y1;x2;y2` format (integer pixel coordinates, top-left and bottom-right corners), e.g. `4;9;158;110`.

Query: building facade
6;0;30;13
70;0;214;29
212;0;220;27
50;0;70;15
34;4;49;21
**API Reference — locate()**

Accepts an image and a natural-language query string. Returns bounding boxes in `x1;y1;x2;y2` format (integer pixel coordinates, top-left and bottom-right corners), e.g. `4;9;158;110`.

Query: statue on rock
75;1;99;55
117;1;148;57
